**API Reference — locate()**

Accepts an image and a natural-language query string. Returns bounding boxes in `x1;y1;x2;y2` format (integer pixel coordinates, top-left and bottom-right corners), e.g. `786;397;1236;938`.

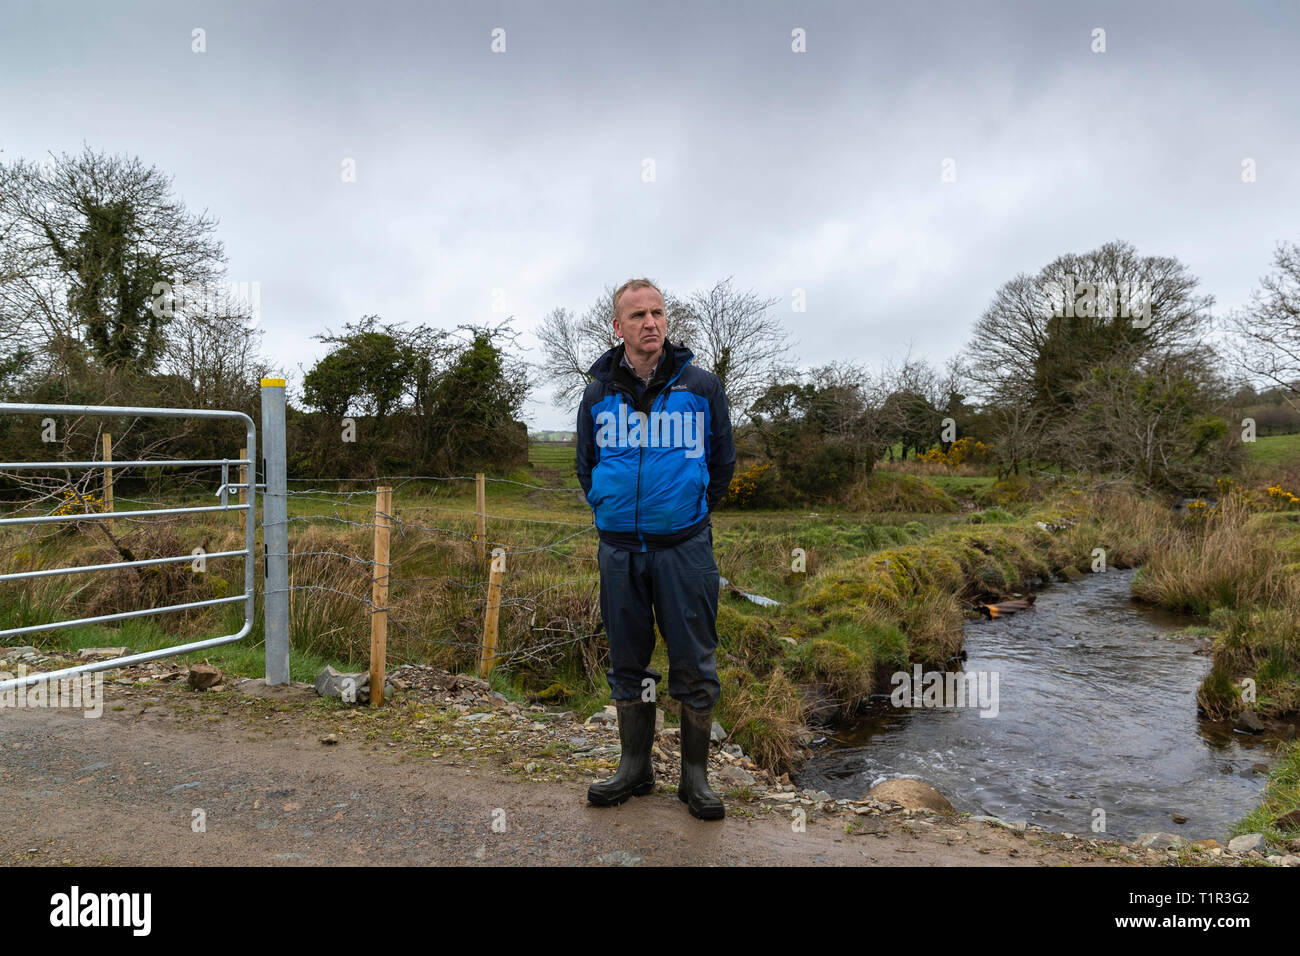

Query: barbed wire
2;462;609;674
283;474;579;493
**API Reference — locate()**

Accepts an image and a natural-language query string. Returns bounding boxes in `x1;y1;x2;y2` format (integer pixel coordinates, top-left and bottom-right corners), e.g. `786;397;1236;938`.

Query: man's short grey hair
612;278;663;318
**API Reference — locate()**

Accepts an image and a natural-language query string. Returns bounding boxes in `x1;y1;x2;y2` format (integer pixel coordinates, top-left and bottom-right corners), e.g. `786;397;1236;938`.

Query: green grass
926;474;997;497
1246;433;1300;469
1232;740;1300;849
0;603;337;685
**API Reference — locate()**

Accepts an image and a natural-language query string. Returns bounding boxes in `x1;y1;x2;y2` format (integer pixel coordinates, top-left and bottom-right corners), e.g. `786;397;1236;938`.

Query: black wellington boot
587;699;656;806
677;704;725;820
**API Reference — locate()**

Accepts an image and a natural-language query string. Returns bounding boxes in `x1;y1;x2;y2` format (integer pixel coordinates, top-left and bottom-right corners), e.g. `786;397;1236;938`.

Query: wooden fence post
370;486;393;706
238;446;248;532
101;432;114;528
479;547;505;677
475;472;486;566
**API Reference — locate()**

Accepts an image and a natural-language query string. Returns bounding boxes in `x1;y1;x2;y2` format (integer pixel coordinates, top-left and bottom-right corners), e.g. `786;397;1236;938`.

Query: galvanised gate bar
0;402;257;692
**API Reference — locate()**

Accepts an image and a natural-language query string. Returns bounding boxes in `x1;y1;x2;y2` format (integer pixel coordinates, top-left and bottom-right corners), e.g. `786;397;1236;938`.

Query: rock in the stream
1234;709;1265;734
866;778;955;815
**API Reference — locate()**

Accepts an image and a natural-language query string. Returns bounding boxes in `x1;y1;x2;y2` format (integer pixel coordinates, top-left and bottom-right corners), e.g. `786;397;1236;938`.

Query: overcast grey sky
3;0;1297;429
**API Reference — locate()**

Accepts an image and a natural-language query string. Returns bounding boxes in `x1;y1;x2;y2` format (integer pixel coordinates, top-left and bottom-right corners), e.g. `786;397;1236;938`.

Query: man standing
575;278;735;820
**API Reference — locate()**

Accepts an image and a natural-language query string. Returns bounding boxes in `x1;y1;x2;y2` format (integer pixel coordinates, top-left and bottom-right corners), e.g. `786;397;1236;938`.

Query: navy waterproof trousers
597;525;721;710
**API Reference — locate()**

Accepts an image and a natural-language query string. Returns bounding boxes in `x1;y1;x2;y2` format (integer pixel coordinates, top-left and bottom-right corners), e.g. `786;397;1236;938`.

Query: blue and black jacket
576;340;735;551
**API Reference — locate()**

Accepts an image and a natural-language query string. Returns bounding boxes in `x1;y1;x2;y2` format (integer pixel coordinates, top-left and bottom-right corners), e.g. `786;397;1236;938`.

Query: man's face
613;287;667;359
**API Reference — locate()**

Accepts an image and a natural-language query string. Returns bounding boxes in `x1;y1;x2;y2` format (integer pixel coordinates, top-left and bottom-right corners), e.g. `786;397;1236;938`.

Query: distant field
1246;432;1300;469
525;442;1000;502
528;441;576;469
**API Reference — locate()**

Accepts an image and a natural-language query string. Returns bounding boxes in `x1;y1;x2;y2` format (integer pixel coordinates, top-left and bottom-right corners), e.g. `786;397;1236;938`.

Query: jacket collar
589;338;693;385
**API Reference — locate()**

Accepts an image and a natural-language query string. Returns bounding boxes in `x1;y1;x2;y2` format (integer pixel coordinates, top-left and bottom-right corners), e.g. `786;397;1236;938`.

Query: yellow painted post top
260;378;286;387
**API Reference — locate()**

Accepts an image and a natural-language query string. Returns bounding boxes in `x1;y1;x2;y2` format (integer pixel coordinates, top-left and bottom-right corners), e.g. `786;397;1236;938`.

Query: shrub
725;462;782;509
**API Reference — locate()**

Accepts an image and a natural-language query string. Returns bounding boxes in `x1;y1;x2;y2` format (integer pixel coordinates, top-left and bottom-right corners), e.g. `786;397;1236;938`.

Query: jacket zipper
634;359;690;551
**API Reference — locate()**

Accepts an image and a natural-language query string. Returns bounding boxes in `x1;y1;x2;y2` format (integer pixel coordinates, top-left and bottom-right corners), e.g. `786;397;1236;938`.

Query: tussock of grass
715;666;803;774
848;472;958;514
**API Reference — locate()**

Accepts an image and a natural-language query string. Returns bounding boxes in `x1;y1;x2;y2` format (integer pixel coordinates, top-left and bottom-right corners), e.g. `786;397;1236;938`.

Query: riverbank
796;568;1298;844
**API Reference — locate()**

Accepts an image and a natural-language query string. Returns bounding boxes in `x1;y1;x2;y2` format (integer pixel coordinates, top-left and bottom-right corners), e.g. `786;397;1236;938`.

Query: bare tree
158;307;269;412
1064;350;1241;488
688;276;788;422
1230;240;1300;412
535;283;700;407
876;350;948;458
808;361;889;466
965;239;1213;409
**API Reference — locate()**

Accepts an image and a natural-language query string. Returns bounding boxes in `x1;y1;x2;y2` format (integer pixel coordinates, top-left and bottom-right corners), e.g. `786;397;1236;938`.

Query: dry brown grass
1131;497;1280;615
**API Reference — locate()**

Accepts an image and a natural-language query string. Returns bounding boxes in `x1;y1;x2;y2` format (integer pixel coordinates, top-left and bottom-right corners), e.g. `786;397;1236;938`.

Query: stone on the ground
716;765;756;787
1;646;38;660
187;664;223;690
970;815;1027;831
314;665;379;704
320;734;339;745
656;708;665;733
585;711;615;728
1136;832;1189;850
866;778;955;814
710;721;726;743
1228;833;1265;853
78;647;130;660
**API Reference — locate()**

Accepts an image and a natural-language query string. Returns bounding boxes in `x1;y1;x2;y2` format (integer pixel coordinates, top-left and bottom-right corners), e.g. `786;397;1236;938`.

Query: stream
795;568;1285;842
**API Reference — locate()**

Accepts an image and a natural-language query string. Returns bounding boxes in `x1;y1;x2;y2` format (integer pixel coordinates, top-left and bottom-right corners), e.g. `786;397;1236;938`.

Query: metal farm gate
0;381;289;692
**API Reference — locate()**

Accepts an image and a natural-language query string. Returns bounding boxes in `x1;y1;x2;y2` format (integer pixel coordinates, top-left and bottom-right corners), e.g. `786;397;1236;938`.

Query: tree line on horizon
2;146;1299;499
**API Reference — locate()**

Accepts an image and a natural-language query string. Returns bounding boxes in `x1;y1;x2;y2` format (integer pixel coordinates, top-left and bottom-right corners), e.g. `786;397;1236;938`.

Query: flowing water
795;568;1287;842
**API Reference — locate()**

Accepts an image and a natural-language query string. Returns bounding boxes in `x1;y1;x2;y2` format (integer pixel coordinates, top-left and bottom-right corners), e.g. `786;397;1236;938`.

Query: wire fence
0;467;607;679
